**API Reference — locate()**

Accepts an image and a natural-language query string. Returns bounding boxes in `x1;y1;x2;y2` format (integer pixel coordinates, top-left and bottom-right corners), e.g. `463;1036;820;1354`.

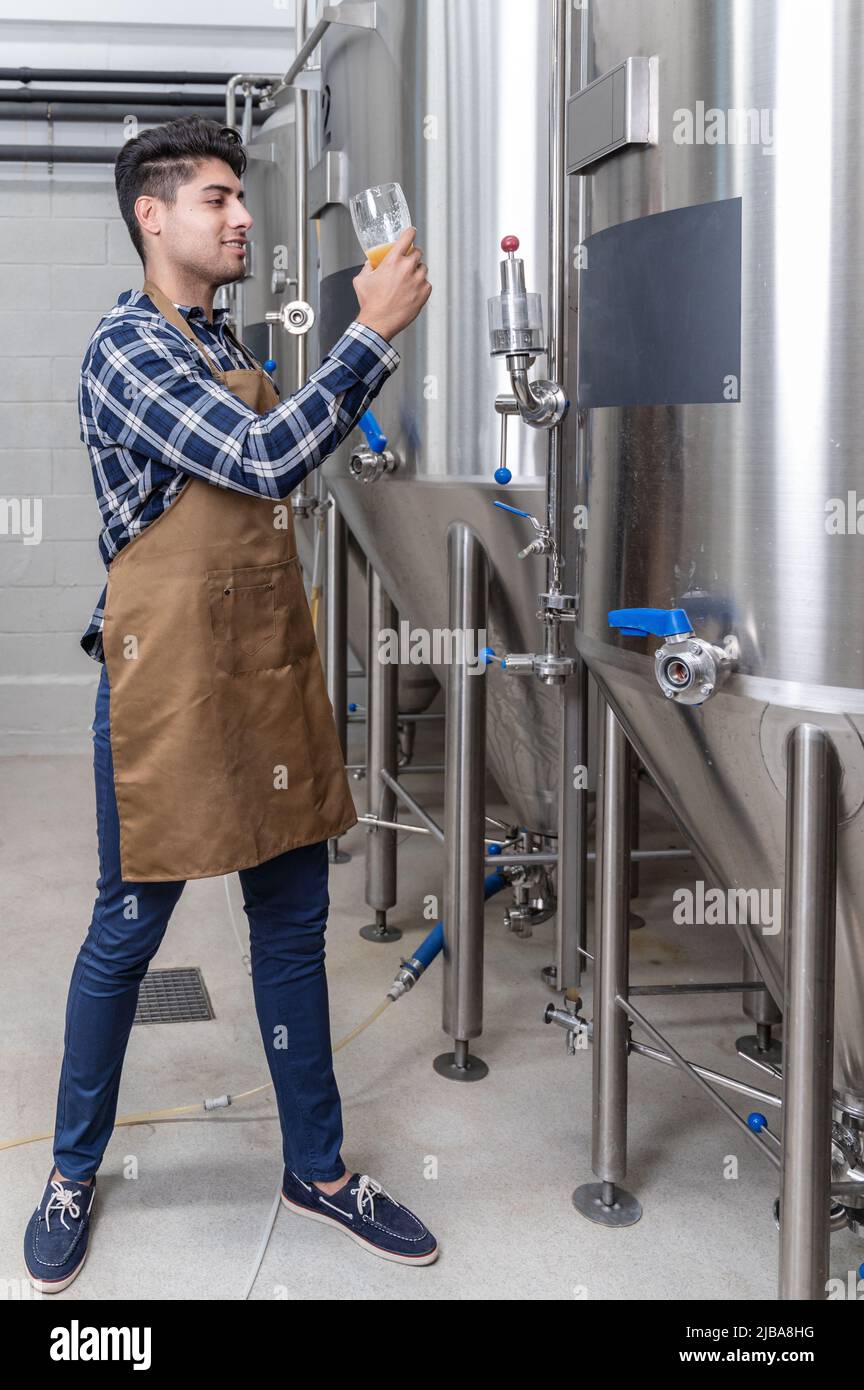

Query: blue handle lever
359;410;388;453
492;501;532;519
608;607;694;639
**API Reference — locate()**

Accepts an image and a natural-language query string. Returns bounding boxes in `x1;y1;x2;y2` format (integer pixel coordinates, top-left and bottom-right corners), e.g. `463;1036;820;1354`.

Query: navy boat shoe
281;1168;438;1265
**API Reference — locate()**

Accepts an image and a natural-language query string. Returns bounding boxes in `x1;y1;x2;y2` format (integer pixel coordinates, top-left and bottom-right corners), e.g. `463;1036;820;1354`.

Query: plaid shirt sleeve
82;320;400;499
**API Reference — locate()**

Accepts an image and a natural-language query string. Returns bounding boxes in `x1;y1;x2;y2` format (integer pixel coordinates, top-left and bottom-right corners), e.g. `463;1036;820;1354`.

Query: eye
207;199;223;206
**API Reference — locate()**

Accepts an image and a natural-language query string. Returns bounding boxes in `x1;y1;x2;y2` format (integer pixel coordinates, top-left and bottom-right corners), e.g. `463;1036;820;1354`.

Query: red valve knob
501;235;520;253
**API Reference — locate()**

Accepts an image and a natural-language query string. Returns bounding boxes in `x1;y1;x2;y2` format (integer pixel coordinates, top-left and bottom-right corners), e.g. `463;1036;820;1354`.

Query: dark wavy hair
114;116;247;267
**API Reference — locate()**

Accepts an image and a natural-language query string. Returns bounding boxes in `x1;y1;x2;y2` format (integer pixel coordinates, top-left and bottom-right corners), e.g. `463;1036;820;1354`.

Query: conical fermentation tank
241;105;438;718
312;0;563;834
567;0;864;1117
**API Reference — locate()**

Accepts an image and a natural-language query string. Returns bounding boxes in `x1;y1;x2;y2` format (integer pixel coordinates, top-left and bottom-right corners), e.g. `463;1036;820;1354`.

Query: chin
216;263;247;286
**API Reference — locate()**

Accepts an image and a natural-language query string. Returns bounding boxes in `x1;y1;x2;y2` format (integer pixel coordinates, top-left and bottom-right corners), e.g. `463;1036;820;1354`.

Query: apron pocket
206;556;316;674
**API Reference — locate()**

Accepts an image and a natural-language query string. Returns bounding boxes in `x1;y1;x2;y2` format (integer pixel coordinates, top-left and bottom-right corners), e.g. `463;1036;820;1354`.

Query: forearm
241;346;394;498
86;320;400;501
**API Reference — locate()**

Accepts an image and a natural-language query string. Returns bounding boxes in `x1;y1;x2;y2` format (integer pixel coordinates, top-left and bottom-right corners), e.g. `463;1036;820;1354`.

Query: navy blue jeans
52;662;347;1184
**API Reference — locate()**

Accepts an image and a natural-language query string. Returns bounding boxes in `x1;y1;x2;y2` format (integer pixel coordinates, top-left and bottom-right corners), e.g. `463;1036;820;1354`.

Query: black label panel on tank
319;264;365;356
577;197;742;408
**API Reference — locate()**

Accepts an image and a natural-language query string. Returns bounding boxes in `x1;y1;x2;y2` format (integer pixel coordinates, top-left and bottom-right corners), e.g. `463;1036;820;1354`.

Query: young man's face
139;156;254;286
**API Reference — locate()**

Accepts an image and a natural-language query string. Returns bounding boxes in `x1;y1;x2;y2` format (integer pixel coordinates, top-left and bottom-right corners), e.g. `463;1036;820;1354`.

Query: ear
135;194;161;242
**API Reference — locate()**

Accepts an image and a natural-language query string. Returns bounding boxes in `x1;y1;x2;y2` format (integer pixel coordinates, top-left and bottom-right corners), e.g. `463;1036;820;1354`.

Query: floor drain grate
134;967;214;1025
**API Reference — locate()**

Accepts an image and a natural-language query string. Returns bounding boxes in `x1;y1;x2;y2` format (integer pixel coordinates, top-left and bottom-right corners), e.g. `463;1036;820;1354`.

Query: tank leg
325;491;350;865
434;523;489;1082
778;723;840;1300
737;944;783;1067
554;653;589;991
628;760;645;929
360;564;401;943
573;700;642;1225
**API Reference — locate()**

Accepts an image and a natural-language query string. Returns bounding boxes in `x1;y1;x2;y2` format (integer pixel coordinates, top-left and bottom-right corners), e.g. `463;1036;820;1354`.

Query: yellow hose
310;584;321;635
0;997;394;1154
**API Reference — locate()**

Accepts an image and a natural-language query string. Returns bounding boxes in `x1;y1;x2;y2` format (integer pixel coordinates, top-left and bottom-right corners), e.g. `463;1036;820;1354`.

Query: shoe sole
24;1248;88;1294
280;1191;439;1265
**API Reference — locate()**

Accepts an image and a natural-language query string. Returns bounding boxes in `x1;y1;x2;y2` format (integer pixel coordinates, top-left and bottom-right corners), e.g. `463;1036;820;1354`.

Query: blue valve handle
608;607;694;639
493;500;532;519
359;409;388;453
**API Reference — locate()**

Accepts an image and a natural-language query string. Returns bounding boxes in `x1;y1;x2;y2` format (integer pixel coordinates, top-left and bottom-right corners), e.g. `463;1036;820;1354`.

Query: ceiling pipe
0;67;242;84
0;145;118;163
0;102;268;123
3;88;243;107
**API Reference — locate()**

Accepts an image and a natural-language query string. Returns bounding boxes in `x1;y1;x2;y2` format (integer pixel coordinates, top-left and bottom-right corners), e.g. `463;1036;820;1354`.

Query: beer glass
349;182;412;267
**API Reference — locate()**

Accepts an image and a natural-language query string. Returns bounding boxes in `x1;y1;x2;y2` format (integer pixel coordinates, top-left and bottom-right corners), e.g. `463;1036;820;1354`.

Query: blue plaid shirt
78;288;400;662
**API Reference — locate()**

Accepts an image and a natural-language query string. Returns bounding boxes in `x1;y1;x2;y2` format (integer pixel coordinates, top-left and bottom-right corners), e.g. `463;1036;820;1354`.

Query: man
23;117;435;1294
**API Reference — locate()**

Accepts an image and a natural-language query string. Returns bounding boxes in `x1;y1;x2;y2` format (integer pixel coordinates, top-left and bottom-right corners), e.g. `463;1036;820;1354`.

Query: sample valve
349;409;398;484
482;500;576;686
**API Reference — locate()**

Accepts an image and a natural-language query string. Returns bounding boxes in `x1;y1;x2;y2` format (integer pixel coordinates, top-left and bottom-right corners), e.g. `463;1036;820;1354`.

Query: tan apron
101;280;358;882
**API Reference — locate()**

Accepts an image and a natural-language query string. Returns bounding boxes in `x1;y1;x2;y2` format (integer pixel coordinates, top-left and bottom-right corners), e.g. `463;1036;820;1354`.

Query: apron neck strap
221;319;262;372
141;279;224;380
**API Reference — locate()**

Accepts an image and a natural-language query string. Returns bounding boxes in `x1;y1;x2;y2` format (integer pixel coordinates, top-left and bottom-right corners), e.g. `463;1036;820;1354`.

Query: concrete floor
2;708;862;1301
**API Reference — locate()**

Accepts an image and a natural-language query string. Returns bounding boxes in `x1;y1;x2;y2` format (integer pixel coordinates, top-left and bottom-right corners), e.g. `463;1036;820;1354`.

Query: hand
353;226;433;341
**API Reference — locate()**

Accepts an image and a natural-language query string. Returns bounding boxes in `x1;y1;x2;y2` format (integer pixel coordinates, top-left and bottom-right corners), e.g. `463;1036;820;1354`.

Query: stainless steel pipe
325;492;348;858
778;724;840;1301
556;656;589;989
592;701;633;1187
364;566;398;914
442;523;489;1044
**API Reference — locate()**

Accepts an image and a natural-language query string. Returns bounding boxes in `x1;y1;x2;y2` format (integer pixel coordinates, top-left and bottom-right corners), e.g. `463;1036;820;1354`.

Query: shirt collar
173;301;231;328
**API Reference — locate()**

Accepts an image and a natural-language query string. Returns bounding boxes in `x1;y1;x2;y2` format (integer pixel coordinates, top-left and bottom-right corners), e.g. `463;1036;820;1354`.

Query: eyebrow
199;184;245;199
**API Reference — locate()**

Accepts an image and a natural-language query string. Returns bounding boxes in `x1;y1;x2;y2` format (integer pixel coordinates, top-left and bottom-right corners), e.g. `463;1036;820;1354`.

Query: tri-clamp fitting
265;300;316;335
544;991;592;1055
608;607;739;705
488;500;577;685
348;409;399;483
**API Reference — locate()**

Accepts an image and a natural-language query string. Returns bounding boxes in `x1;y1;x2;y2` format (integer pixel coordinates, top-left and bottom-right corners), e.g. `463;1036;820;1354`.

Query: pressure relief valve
487;235;568;431
608;607;739;705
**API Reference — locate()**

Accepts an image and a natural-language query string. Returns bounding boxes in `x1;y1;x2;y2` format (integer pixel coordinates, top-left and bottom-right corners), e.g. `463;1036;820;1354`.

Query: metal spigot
487;501;577;685
544;991;591;1054
349;447;398;483
348;409;399;483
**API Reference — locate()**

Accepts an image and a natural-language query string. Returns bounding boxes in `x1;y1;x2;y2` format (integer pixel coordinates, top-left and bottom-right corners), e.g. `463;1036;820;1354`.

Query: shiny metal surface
442;524;489;1044
315;0;562;834
779;725;839;1300
592;702;632;1187
569;0;864;1110
243;108;439;720
365;565;398;914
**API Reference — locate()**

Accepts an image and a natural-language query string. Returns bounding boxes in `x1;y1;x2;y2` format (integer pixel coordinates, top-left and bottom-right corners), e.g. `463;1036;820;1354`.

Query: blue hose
387;870;508;999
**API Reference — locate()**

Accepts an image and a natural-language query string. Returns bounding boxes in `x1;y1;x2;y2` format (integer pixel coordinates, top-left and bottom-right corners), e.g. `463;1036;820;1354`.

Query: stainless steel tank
568;0;864;1115
312;0;562;833
242;104;438;718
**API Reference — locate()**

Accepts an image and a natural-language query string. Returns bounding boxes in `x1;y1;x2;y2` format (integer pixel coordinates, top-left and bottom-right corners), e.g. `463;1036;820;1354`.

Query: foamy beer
350;182;412;267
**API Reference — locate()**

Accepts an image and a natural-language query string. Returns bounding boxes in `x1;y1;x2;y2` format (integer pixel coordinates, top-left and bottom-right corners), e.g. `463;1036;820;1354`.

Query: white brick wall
0;8;300;752
0;179;135;751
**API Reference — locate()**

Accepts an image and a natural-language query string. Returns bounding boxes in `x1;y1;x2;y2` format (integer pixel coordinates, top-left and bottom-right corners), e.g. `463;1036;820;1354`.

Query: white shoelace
350;1174;391;1221
45;1180;82;1232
